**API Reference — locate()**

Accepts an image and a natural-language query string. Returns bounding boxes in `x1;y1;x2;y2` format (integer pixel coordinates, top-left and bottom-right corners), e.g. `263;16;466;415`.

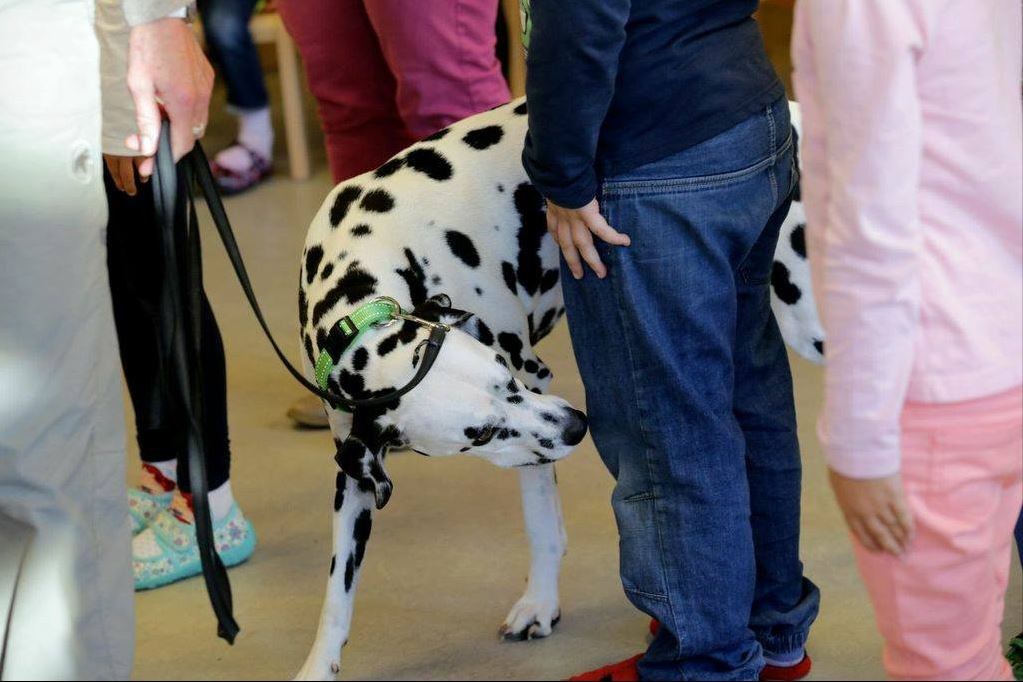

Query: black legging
105;167;231;492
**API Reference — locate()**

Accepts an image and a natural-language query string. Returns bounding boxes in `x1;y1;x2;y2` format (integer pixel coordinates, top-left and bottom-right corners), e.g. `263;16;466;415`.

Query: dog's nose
561;408;588;446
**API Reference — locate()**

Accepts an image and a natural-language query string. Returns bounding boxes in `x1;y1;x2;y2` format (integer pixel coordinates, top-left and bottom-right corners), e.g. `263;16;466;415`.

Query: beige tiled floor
129;75;1021;680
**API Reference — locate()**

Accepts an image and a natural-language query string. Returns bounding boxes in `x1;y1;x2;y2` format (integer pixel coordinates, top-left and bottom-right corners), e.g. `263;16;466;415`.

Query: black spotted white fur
295;98;823;680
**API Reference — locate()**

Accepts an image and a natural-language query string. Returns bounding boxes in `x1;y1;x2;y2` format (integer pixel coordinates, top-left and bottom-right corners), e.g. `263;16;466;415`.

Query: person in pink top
792;1;1023;679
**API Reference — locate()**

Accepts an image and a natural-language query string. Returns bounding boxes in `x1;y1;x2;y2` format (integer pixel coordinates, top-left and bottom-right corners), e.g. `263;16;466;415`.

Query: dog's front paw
499;594;561;641
293;657;340;681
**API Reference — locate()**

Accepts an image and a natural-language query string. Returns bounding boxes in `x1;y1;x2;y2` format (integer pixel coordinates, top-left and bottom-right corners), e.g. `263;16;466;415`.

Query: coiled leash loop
151;129;449;642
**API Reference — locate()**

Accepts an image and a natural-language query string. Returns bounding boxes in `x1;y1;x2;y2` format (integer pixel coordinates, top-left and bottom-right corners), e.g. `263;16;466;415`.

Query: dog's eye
472;425;496;446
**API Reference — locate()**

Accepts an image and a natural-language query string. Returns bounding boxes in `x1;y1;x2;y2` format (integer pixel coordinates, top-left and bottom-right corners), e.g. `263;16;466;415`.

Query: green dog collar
314;298;402;392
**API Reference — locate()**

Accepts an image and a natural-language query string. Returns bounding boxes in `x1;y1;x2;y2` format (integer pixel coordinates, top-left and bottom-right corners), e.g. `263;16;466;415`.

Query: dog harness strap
314;299;401;391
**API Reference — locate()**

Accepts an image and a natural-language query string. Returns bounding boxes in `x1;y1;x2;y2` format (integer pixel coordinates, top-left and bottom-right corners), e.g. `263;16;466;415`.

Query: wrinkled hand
125;17;214;177
103;154;146;196
546;198;630;279
829;469;914;555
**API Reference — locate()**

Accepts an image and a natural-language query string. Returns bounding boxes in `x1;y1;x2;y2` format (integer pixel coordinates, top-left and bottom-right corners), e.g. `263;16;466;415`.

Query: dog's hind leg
500;462;567;640
295;472;375;681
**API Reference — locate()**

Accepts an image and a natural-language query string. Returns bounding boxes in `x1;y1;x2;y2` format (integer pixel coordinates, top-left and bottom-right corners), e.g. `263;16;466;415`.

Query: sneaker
127;464;176;535
210;141;272;196
133;496;256;591
650;619;811;682
761;654;812;681
568;654;642;682
1007;632;1023;681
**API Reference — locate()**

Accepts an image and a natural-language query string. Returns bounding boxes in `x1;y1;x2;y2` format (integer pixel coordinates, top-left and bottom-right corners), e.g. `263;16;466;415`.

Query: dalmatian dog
294;98;823;680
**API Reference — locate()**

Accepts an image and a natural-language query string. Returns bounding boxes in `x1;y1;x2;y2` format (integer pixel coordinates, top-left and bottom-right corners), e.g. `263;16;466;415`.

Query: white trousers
0;0;133;678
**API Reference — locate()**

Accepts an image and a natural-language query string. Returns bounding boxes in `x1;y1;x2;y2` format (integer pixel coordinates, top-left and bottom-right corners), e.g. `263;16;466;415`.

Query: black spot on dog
540;269;560;294
530;308;559;345
496;183;504;193
395;248;428;308
502;261;518;294
530;387;542;394
541;413;558;424
513;184;547;296
506;379;520;394
792;179;802;203
375;157;405;178
339;369;367;399
771;261;802;305
445;230;481;268
352;347;369;371
360;189;395;213
432;275;443;285
305;246;324;285
513;101;528;115
344;554;355;592
422;127;450;142
464;426;481;441
537;367;551;379
475;319;494;346
405;147;453;181
507;394;524;404
353;509;372;568
494;354;508;368
813;339;824;356
462;125;504;150
377;334;399;357
312;263;379;326
459;446;471;452
475;286;483;296
333;471;346;511
538;438;555;450
351;224;372;237
535;454;555;465
790;223;807;259
330;555;336;576
303;334;315;366
320;262;335;280
523;359;539;374
298;288;309;329
330;186;363;226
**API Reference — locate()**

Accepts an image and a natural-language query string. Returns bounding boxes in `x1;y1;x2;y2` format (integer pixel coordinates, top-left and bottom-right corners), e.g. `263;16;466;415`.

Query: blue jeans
562;96;820;680
198;0;269;111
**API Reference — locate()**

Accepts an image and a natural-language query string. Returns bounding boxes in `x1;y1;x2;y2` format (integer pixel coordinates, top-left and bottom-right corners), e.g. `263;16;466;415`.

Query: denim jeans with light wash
562;96;820;680
198;0;269;111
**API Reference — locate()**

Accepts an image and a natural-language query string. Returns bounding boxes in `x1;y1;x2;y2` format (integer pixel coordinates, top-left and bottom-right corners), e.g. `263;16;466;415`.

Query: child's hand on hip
546;198;630;280
829;468;915;555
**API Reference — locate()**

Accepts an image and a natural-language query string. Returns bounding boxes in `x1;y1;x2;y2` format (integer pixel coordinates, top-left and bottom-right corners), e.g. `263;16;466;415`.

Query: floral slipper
127;464;177;535
133;501;257;591
210;141;272;196
128;488;174;536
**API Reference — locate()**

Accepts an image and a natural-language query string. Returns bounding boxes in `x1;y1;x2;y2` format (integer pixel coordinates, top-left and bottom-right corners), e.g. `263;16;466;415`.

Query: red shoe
568;654;643;681
760;653;812;681
649;619;660;637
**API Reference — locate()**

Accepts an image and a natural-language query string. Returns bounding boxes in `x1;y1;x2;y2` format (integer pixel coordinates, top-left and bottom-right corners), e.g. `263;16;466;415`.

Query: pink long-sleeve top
791;0;1023;478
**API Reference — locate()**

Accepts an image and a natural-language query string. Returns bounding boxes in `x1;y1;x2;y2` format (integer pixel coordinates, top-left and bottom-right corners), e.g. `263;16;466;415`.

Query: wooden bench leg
275;27;310;181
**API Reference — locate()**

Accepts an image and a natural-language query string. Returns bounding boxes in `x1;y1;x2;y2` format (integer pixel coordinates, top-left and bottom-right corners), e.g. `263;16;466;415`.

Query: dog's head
330;294;587;508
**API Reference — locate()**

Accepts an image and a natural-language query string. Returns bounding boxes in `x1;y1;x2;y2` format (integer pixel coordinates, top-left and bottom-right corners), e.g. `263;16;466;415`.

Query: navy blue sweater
522;0;784;208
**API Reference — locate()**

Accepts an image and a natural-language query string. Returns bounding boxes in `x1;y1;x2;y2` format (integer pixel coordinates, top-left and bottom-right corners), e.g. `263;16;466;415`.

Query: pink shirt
792;0;1023;478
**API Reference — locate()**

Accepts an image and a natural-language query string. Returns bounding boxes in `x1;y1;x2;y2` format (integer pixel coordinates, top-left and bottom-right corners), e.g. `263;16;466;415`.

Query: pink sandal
210;142;272;196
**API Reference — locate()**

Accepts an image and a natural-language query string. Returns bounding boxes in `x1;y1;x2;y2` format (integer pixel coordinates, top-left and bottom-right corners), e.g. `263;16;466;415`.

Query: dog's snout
561;408;588;446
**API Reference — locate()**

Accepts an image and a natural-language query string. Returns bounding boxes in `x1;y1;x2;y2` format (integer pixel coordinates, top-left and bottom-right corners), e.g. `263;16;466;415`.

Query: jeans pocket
613;490;669;602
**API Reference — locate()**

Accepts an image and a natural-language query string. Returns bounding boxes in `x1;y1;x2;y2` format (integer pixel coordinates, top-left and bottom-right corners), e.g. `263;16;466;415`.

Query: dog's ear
335;434;393;510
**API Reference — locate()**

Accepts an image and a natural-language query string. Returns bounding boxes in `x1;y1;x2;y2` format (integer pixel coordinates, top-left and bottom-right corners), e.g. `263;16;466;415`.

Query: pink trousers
277;0;510;183
853;386;1023;681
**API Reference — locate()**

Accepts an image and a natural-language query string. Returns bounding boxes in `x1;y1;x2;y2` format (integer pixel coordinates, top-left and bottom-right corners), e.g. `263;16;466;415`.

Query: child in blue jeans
521;1;819;679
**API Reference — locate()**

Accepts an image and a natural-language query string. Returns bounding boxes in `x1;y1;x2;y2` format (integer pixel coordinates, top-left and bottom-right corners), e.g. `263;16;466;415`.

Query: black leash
150;131;449;643
151;127;238;643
